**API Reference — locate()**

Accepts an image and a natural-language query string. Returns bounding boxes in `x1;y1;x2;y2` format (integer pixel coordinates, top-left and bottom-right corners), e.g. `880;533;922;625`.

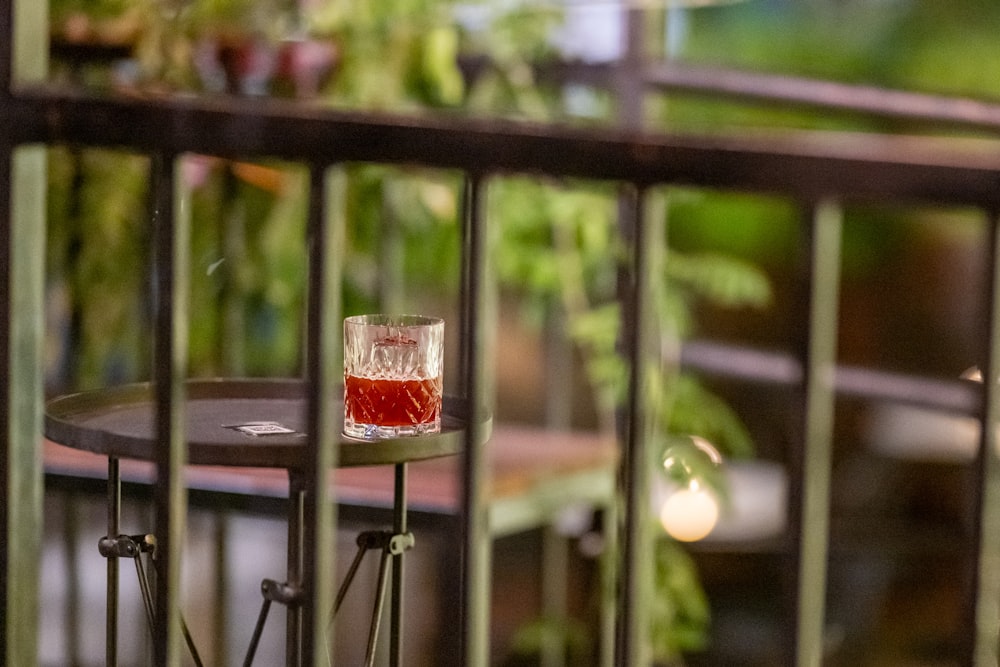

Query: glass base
343;418;441;440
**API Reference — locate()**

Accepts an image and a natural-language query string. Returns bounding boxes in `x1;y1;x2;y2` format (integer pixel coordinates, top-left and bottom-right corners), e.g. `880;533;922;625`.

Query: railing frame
7;2;1000;665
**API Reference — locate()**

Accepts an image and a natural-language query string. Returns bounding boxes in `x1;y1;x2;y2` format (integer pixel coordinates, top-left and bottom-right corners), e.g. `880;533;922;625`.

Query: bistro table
44;377;479;667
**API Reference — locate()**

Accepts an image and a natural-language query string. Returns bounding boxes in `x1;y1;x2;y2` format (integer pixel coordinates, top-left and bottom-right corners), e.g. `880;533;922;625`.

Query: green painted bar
13;0;46;84
150;154;190;666
973;213;1000;666
599;495;618;667
5;141;45;667
796;199;842;667
619;185;659;666
301;165;342;666
4;0;46;664
461;175;492;667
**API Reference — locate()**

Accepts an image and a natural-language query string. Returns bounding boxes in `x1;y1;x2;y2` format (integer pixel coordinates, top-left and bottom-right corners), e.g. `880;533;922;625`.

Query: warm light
961;366;983;382
658;481;719;542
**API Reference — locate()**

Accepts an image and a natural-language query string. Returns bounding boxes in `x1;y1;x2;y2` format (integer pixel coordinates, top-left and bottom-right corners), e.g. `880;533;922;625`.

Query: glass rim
344;313;443;328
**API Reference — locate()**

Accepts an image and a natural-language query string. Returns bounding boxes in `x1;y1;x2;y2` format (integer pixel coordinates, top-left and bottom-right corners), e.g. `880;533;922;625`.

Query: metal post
615;9;648;663
969;209;1000;666
616;7;646;130
106;458;121;666
540;525;568;667
287;469;305;666
1;1;46;665
0;129;11;667
150;152;190;666
460;174;491;667
616;184;655;667
63;490;82;664
212;511;230;666
598;496;617;667
301;163;342;666
0;0;9;96
790;199;841;667
391;462;408;666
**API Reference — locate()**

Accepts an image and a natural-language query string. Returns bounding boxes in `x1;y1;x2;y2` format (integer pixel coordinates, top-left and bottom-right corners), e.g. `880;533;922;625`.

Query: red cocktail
344;375;442;427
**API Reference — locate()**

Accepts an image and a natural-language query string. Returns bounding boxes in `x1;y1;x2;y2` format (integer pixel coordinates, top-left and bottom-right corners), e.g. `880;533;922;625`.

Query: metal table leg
391;462;407;667
242;469;308;667
244;463;413;666
106;457;120;667
287;469;305;666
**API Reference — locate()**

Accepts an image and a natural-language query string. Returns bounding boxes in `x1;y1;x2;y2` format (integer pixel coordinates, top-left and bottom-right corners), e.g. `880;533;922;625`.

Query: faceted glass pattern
343;314;444;439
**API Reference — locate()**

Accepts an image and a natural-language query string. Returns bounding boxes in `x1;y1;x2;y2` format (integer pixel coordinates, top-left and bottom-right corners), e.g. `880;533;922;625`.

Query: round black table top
45;378;481;470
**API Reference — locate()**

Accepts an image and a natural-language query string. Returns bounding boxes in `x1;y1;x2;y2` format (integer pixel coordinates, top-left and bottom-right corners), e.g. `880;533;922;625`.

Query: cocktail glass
343;314;444;439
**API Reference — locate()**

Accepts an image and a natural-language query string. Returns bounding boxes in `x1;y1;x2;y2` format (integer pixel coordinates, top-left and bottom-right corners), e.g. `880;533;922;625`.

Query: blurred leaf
650;536;711;659
664;375;755;460
667;251;772;311
508;614;592;663
420;25;465;105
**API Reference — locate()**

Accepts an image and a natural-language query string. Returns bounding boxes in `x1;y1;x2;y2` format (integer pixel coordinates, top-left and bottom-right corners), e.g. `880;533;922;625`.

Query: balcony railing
6;2;1000;666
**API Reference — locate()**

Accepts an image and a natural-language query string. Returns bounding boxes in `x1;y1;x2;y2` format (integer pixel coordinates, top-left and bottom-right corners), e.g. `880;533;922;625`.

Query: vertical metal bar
107;458;121;666
150;152;189;667
63;491;82;664
1;2;46;665
598;497;617;667
0;130;11;667
365;548;393;665
302;163;342;666
390;463;407;667
540;526;568;667
7;0;46;86
970;210;1000;666
2;143;47;663
460;174;491;667
2;131;46;667
0;0;10;94
617;7;646;129
212;512;229;666
616;184;655;667
791;199;841;667
287;470;304;666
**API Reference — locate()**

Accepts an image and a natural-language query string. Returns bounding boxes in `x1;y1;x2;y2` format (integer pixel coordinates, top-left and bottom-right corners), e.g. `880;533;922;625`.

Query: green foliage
662;188;799;269
51;0;137;22
306;0;467;110
507;614;593;665
338;164;462;309
665;251;772;331
650;536;711;657
186;160;310;376
462;4;563;120
46;147;150;388
663;375;755;462
883;6;1000;98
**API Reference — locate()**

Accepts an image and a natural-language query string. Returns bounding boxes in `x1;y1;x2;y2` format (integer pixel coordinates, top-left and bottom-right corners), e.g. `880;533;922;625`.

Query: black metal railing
7;2;1000;666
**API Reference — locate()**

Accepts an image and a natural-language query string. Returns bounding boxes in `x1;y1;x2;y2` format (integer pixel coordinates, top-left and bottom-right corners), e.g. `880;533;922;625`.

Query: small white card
225;421;298;437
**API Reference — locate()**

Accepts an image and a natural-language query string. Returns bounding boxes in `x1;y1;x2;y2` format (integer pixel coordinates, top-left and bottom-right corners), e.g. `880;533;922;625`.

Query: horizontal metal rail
4;86;1000;207
645;62;1000;132
680;339;984;414
484;56;1000;134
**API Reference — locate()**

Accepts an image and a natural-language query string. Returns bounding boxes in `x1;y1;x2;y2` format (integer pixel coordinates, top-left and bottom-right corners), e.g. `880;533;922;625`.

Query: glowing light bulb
659;481;719;542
